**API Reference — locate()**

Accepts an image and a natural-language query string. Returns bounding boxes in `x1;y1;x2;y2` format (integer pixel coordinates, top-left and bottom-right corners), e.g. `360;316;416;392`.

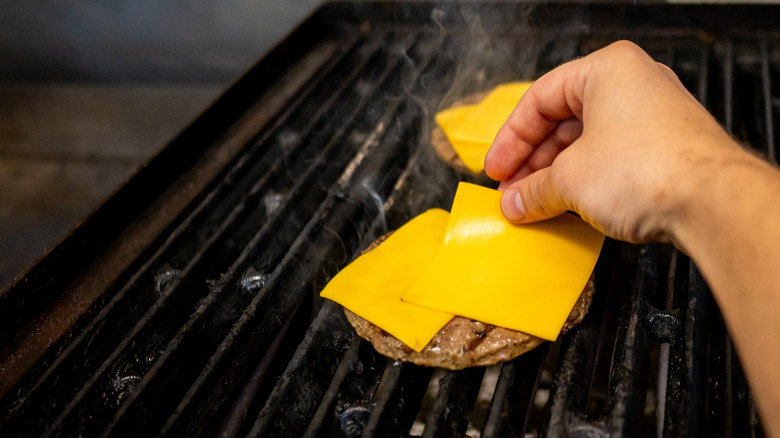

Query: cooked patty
431;90;490;174
343;232;596;369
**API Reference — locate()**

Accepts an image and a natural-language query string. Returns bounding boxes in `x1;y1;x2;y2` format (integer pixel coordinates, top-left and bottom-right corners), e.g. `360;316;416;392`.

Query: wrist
670;142;780;255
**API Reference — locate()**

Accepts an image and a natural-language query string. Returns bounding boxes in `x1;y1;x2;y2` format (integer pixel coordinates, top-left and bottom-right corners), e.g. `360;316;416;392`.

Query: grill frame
1;2;776;437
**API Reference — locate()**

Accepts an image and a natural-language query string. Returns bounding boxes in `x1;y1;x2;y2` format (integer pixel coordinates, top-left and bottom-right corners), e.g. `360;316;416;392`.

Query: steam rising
351;3;556;234
305;4;595;275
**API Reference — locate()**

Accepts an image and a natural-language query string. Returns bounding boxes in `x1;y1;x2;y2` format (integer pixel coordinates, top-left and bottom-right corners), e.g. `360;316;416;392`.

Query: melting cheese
435;82;533;173
402;183;604;341
319;209;453;351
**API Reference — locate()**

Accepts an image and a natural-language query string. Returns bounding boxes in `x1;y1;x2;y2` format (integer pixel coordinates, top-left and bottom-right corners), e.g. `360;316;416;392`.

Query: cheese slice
319;209;454;351
402;183;604;341
435;82;533;173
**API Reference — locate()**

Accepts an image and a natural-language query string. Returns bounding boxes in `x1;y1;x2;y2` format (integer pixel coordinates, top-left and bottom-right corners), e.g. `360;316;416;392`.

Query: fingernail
501;188;526;222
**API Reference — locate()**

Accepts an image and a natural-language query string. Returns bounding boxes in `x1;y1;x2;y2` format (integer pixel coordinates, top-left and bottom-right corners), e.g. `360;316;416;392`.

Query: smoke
343;2;593;236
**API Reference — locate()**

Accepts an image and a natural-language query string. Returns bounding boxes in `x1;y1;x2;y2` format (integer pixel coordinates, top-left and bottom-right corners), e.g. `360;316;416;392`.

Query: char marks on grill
0;2;775;437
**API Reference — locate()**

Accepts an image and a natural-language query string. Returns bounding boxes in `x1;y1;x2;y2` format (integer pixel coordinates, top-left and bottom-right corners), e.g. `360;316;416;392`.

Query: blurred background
0;1;323;289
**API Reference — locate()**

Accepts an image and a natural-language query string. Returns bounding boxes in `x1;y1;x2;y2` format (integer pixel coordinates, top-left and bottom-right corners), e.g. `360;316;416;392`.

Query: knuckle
608;40;643;55
602;40;650;67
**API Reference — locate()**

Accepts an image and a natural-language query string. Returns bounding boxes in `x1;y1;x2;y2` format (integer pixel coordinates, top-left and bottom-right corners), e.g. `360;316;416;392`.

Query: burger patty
343;232;596;369
430;90;490;173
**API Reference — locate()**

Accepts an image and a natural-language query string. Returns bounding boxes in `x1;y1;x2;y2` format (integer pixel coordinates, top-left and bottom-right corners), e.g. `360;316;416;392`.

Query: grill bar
545;306;601;435
482;345;547;438
216;299;300;438
655;248;678;436
361;362;433;438
26;35;386;438
99;34;432;437
0;36;358;434
155;32;466;436
269;119;465;437
420;368;484;438
602;245;658;434
247;78;469;438
300;337;382;437
249;302;360;437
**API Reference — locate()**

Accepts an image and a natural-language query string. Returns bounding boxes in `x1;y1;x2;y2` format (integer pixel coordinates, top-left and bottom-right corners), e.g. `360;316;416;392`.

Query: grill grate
0;2;776;437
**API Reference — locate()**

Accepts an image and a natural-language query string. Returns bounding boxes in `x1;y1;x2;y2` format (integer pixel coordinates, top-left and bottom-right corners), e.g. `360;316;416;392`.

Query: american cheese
402;183;604;341
319;209;453;351
435;82;533;173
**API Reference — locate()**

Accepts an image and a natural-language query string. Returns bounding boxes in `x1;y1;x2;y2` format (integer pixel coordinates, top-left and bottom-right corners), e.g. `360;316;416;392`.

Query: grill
0;2;775;436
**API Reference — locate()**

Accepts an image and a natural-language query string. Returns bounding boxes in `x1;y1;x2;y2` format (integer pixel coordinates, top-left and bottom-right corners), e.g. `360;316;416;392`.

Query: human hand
484;40;743;244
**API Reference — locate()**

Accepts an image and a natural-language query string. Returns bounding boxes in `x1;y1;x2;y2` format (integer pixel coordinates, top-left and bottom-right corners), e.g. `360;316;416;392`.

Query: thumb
500;167;569;223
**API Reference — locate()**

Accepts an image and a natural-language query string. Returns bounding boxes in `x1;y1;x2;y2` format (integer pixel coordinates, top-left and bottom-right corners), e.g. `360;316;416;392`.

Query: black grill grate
0;2;776;437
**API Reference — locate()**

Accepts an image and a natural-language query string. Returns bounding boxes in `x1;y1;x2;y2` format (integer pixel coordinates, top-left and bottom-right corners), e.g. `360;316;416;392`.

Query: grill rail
0;2;775;437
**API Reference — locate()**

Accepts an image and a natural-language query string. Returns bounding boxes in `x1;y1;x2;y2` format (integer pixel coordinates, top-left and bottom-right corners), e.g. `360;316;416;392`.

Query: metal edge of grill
0;2;776;437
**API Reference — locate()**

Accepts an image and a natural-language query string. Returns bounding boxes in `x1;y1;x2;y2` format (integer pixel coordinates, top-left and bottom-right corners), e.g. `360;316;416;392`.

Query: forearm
674;147;780;437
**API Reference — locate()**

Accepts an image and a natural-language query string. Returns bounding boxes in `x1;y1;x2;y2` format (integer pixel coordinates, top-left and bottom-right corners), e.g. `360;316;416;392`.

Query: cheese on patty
319;209;453;351
320;182;604;351
402;183;604;341
435;82;533;173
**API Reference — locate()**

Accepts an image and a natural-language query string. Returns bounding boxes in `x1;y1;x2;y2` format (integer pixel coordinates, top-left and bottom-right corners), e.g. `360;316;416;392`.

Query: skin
484;41;780;437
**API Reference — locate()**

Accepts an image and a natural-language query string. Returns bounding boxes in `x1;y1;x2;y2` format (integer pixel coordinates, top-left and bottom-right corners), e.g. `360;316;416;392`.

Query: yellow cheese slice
435;82;533;173
319;209;454;351
402;183;604;341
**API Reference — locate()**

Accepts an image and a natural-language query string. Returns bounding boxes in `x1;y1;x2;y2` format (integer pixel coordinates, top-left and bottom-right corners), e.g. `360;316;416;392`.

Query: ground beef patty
343;232;596;369
430;90;490;174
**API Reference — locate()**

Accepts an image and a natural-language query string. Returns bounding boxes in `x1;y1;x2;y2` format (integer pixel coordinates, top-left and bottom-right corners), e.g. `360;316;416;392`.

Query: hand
485;40;780;437
484;40;742;244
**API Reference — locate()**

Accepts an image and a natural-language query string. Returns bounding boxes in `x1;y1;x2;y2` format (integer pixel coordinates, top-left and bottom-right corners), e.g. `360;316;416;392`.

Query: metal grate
0;2;776;437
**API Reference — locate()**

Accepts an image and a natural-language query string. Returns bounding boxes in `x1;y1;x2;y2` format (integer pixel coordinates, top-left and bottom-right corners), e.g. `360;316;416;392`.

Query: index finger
484;56;588;181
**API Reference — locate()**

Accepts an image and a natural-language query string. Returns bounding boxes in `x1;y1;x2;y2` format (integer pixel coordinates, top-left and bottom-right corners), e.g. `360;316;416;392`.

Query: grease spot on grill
277;130;301;151
333;331;353;352
348;130;368;145
240;270;267;293
108;374;142;406
263;192;284;215
355;80;375;97
146;353;159;365
338;404;372;437
154;269;179;295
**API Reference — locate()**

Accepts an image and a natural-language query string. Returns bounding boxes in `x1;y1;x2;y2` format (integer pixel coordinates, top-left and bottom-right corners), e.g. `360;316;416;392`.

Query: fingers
485;56;588;181
494;117;583;191
500;167;569;223
524;118;583;170
486;41;668;184
484;123;536;181
498;165;533;191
